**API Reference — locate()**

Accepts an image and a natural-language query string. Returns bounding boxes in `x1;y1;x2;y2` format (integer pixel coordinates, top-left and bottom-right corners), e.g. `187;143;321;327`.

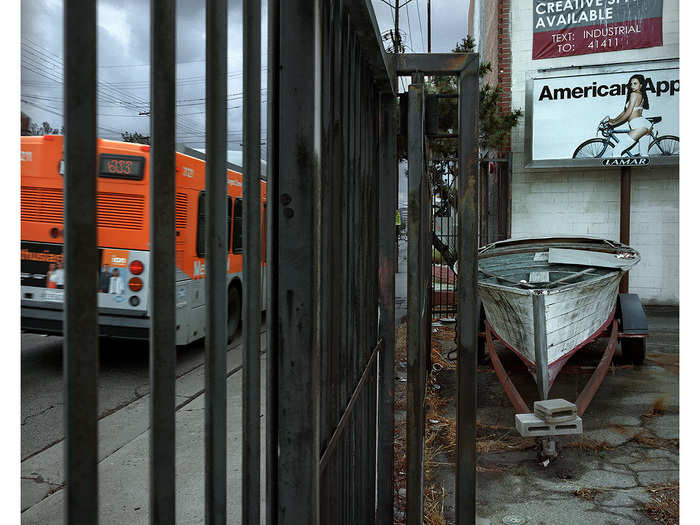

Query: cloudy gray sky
371;0;471;56
21;0;470;149
21;0;267;149
370;0;471;207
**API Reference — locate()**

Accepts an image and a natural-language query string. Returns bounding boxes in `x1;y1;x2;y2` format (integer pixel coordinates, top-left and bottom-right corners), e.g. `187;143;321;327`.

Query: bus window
197;191;206;257
233;198;243;253
262;203;267;263
197;192;233;257
227;196;232;253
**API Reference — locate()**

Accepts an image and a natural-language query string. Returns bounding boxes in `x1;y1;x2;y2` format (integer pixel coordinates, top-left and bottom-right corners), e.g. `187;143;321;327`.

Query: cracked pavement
428;307;679;525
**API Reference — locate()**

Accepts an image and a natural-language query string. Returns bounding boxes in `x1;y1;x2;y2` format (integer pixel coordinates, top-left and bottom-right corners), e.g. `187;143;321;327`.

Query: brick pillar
496;0;512;154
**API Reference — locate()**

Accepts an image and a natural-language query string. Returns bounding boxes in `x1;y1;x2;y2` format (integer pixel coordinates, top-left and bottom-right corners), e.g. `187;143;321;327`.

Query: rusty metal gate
266;1;397;524
396;55;480;524
432;155;512;316
55;1;478;525
478;156;512;247
431;151;460;316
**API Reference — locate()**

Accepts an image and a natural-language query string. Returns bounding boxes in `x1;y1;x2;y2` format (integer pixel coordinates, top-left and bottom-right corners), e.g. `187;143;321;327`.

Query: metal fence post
242;0;262;523
377;92;397;525
274;0;321;522
205;0;228;522
406;73;426;525
63;1;98;522
265;0;280;523
456;55;479;525
149;0;176;523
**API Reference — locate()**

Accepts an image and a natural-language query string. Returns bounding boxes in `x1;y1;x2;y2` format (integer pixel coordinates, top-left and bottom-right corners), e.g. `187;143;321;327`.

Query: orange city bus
20;135;267;345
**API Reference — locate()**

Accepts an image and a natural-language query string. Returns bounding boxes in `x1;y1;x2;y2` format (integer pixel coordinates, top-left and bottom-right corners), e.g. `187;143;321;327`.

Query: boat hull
477;236;639;399
479;273;621;366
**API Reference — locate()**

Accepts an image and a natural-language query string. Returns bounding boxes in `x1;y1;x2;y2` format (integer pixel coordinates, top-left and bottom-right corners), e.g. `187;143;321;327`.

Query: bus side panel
21;136;152;251
96;141;151;251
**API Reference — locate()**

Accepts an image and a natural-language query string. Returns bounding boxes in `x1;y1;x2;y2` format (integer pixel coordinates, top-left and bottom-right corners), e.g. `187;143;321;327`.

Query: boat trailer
479;293;648;462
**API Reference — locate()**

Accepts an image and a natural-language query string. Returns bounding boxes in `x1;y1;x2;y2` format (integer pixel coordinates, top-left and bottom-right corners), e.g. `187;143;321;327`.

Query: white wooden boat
477;236;639;400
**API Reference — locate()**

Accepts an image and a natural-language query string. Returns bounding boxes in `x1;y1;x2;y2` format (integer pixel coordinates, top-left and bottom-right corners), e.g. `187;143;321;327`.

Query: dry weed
574;487;602;501
564;436;615;452
423;483;448;525
643;396;668;418
631;431;679;450
610;424;629;436
643;482;679;525
476;422;535;454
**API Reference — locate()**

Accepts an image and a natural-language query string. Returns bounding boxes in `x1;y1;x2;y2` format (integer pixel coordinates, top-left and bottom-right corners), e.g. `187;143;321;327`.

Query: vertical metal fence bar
205;0;228;522
329;6;344;520
377;92;397;525
63;2;98;523
149;1;176;523
369;90;379;524
265;0;280;522
352;44;361;525
456;57;479;525
340;16;350;525
276;0;320;522
359;69;368;523
406;76;425;525
348;37;358;525
320;2;338;521
242;0;262;523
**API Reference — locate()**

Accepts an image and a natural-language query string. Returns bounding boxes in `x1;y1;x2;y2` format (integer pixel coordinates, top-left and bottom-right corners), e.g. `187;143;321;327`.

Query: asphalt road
20;328;250;462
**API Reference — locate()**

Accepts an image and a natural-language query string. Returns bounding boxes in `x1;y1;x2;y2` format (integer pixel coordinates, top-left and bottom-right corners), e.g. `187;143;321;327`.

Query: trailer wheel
227;285;241;344
621;337;646;366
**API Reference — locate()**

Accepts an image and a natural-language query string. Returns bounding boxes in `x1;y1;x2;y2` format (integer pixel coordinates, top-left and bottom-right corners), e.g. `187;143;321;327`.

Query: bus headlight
129;296;140;306
128;277;143;292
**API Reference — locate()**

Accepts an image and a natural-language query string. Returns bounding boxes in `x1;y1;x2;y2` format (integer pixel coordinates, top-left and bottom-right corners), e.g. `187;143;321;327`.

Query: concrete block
515;413;582;437
533;399;577;424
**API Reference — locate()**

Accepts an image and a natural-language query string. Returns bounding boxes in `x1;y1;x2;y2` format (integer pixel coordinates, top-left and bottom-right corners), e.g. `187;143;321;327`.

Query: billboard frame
523;58;680;170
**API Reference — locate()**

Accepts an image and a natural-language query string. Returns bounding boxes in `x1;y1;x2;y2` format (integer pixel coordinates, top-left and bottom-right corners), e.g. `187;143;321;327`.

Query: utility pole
427;0;431;52
394;0;401;53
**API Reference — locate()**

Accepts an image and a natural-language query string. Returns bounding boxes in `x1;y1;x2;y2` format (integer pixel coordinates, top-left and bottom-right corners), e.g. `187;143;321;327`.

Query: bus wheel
227;285;241;344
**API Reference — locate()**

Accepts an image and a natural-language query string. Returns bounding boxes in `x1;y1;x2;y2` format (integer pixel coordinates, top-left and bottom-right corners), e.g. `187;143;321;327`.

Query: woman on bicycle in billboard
607;74;651;157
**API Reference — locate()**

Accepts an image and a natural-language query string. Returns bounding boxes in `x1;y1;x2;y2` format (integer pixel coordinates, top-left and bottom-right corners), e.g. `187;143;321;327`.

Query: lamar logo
183;166;194;178
111;256;128;265
602;158;650;166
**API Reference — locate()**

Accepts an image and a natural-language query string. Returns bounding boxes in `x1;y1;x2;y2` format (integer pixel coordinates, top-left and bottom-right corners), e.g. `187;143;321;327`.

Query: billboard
533;0;663;60
529;67;679;165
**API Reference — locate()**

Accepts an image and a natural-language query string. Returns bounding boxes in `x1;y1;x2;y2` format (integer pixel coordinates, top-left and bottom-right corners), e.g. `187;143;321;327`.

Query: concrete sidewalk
22;339;267;525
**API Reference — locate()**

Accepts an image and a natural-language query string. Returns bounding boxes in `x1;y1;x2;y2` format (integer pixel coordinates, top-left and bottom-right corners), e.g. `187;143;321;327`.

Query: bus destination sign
99;154;145;180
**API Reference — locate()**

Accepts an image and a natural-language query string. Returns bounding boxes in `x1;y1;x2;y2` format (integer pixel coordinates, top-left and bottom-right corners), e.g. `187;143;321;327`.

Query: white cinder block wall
508;1;679;305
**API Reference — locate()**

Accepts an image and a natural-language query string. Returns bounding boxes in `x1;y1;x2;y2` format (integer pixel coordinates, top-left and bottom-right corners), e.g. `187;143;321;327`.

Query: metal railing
59;2;477;525
397;53;479;525
266;1;396;523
